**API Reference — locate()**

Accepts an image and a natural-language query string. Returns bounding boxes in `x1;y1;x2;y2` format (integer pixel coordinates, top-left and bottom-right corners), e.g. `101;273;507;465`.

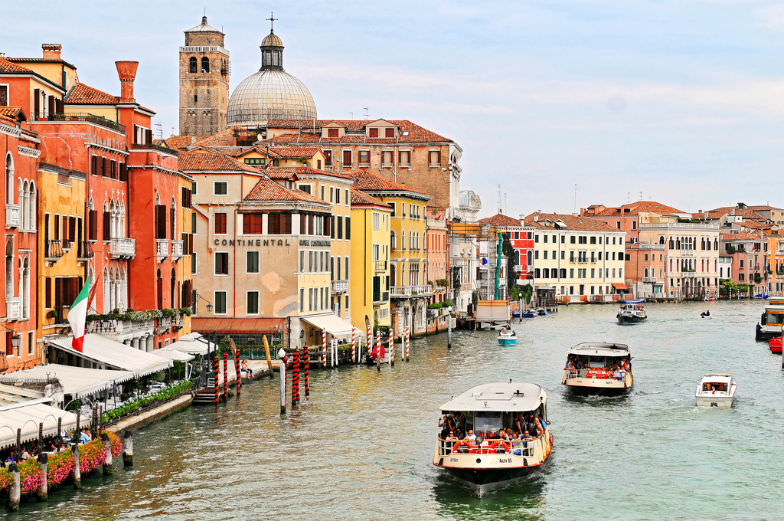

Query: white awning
166;332;211;356
0;364;134;399
45;334;172;377
155;348;195;362
302;314;355;338
0;400;89;451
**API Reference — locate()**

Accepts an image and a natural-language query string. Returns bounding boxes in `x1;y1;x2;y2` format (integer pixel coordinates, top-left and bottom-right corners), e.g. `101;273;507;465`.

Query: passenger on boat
614;368;623;380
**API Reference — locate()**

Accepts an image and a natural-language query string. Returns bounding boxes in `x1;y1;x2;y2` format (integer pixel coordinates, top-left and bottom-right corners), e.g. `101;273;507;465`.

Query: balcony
171;240;184;261
373;291;389;304
5;204;19;228
87;317;155;339
642;276;658;283
110;238;136;259
331;280;348;293
390;284;433;298
156;239;169;261
45;240;64;262
5;297;20;321
375;260;387;272
77;241;94;261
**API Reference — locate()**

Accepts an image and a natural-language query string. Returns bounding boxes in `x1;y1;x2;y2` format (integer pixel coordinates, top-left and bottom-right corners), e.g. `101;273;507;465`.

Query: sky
4;0;784;218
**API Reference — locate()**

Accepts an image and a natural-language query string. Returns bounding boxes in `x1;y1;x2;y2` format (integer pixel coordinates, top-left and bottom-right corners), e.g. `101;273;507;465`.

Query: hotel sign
214;238;292;247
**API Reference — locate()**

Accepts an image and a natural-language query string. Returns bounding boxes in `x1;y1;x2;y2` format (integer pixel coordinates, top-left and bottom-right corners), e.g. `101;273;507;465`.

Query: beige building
523;213;626;302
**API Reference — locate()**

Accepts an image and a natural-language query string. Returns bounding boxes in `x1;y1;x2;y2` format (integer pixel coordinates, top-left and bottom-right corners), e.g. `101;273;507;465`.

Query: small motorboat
769;337;782;354
537;308;547;316
497;329;517;345
696;373;736;408
700;310;712;319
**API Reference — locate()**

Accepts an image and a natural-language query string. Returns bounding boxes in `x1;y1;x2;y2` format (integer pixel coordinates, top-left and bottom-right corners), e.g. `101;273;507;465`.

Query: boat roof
568;342;630;357
763;304;784;310
439;382;546;413
700;373;733;383
622;299;644;304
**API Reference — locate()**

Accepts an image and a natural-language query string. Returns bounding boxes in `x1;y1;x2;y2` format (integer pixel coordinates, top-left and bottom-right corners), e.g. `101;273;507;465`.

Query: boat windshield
702;382;729;392
764;311;784;326
565;354;630;371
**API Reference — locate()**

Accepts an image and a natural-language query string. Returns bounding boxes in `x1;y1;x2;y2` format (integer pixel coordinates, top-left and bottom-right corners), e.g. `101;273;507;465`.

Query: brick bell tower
179;16;229;136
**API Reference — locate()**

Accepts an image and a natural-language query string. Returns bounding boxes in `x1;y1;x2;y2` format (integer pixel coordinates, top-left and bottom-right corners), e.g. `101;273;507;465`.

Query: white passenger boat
561;342;633;393
617;300;647;324
433;382;553;496
695;373;736;408
497;329;517;345
755;297;784;341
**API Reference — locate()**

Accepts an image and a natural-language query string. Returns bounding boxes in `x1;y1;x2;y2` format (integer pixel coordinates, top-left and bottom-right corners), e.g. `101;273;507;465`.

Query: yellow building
37;163;87;341
350;188;392;330
350;170;431;336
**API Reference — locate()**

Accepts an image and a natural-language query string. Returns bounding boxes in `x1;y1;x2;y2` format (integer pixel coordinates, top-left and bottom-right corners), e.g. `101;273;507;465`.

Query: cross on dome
267;12;277;32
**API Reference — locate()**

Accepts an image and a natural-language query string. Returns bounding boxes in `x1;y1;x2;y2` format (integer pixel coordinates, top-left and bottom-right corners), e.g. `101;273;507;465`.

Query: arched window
5;239;13;298
103;267;110;313
527;251;533;266
201;57;210;73
21;258;29;319
659;236;664;245
28;182;36;232
669;238;674;249
170;197;176;239
5;153;13;204
390;230;396;249
189;57;197;73
171;268;176;308
21;180;29;230
156;269;163;309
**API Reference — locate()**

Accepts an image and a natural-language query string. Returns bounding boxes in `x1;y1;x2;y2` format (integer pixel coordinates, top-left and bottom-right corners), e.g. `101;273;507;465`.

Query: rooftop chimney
115;61;139;103
42;43;62;60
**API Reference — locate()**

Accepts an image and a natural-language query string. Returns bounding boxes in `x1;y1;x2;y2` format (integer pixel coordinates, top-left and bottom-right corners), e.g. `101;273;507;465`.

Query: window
215;252;229;275
268;213;291;234
188;57;197;73
359;150;370;164
382;151;393;166
298;184;312;194
0;85;8;106
369;128;378;137
214;291;227;314
214;213;227;234
247;291;259;314
324;150;332;167
191;252;197;274
214;181;228;195
201;57;210;73
243;213;262;234
247;251;259;273
337;216;343;239
342;150;352;167
328;128;339;138
429;150;441;166
399;150;411;166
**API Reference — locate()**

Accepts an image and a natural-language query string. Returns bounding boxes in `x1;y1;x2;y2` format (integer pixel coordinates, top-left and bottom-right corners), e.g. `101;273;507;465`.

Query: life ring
500;441;511;453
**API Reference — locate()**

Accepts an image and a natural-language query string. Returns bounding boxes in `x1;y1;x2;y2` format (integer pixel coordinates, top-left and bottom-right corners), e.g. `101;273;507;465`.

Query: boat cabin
565;343;631;373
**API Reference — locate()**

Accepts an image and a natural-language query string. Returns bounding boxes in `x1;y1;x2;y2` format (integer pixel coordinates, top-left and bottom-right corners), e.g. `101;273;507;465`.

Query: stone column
37;452;48;501
7;462;20;512
72;443;81;489
122;430;133;467
101;433;113;475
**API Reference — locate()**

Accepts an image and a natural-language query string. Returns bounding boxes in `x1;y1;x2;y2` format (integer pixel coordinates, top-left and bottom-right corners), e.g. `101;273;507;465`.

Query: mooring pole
262;335;274;378
304;346;310;398
447;313;452;349
292;348;300;408
123;430;133;467
278;348;287;414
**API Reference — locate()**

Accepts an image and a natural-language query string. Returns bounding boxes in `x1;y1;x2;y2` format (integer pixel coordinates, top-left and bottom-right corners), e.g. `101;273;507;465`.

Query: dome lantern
260;13;283;70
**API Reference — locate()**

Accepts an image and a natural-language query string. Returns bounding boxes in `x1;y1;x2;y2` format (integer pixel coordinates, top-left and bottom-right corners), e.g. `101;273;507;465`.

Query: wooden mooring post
123;430;133;467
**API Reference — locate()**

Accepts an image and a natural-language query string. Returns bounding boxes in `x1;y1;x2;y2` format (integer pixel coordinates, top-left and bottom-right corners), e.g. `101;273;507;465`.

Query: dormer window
369;128;378;138
328;128;339;138
385;128;394;138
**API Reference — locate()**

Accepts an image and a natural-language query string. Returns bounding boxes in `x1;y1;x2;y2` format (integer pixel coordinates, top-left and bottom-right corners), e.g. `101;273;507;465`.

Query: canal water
16;301;784;521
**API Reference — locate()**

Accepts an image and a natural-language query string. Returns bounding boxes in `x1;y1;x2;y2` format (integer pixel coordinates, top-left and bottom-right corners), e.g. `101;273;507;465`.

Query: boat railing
567;368;627;380
436;437;537;457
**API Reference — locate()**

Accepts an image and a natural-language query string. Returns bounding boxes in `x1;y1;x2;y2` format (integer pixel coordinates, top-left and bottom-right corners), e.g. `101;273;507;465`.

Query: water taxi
695;373;736;408
562;342;633;393
433;382;552;496
497;329;517;345
754;298;784;340
617;300;647;324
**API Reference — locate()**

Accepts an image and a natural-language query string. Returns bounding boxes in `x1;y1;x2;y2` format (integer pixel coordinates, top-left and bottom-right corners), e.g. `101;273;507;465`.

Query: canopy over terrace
0;364;134;399
165;332;213;356
0;400;89;451
302;313;356;342
45;334;172;378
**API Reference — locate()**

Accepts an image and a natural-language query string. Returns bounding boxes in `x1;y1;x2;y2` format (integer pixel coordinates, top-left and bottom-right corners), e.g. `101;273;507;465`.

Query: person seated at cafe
20;448;29;461
241;360;253;377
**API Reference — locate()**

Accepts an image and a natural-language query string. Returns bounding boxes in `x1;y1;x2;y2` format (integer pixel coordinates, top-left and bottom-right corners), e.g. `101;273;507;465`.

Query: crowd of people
564;356;631;380
1;428;93;466
438;411;548;454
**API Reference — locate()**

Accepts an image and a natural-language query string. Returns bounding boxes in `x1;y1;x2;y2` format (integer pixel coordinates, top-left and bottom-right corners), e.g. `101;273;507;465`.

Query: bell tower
179;16;229;136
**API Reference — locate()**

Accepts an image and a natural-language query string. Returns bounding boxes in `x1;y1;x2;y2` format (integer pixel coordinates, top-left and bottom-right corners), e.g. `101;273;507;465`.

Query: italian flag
68;276;92;352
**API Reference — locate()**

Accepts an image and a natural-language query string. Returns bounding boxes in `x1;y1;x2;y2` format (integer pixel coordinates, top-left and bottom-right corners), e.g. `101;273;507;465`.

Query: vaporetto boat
561;342;633;393
433;382;552;496
616;300;647;324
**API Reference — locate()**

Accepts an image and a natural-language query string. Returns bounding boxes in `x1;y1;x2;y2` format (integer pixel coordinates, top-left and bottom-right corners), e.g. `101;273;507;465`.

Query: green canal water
13;301;784;521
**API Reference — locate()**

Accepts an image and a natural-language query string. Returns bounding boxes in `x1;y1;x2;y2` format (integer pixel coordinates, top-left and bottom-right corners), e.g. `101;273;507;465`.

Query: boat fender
501;441;511;453
523;458;528;467
549;433;554;446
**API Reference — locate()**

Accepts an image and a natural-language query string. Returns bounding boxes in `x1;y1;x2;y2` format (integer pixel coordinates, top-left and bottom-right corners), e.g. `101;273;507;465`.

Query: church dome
227;29;316;127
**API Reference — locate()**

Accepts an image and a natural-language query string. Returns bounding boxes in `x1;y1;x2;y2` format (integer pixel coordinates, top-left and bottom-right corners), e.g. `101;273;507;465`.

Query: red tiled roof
267;145;321;159
0;106;26;122
747;205;784;211
192;127;260;147
178;149;259;172
65;82;118;104
0;56;32;73
721;232;761;241
591;200;684;217
263;119;452;144
192;317;284;334
694;207;764;220
737;221;772;230
350;188;391;209
159;135;200;151
349;169;430;198
244;177;326;205
523;212;619;232
478;213;522;227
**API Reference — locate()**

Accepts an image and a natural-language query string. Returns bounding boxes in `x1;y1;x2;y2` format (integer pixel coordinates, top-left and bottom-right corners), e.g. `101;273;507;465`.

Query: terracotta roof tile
159;135;199;150
591;200;684;217
0;106;26;122
694;207;764;220
349;169;430;199
721;232;762;241
737;221;772;230
65;82;118;104
263;119;452;144
267;145;320;158
350;188;391;209
263;166;352;181
523;212;620;233
478;213;522;227
0;56;32;73
244;177;326;205
178;149;259;172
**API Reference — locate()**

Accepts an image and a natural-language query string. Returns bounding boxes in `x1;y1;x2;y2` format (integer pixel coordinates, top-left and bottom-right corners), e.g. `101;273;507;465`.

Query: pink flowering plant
19;459;43;495
0;465;13;491
47;450;76;487
107;431;122;457
79;438;108;475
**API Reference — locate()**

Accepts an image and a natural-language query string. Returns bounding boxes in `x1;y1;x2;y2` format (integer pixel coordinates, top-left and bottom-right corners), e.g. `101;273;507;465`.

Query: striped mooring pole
304;346;310;397
376;331;382;372
234;347;241;395
351;329;356;363
322;329;327;367
367;324;373;364
405;326;410;362
389;330;394;366
292;348;300;407
223;352;228;400
213;355;219;404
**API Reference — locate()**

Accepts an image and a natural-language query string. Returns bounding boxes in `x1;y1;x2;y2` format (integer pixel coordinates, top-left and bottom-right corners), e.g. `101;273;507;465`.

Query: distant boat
561;342;633;394
769;337;782;354
537;309;547;316
522;310;536;318
617;300;647;324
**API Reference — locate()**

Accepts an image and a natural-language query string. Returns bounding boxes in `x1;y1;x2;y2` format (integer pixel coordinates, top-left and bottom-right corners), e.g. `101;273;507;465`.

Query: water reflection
433;474;546;521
